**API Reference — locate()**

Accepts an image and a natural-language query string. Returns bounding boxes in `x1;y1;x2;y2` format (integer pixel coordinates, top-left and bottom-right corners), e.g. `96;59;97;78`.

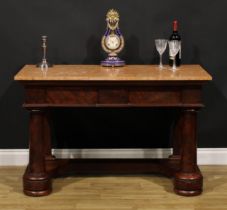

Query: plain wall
0;0;226;148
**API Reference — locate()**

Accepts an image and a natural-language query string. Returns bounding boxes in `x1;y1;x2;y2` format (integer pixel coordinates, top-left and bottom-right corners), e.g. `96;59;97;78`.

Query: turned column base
174;171;203;196
23;168;52;196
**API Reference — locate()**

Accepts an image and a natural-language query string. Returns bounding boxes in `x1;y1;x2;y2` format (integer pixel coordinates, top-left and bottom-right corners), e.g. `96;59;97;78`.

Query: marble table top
14;65;212;81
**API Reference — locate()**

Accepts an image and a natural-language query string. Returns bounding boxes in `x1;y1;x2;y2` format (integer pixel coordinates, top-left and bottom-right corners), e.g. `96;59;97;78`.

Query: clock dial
105;35;120;50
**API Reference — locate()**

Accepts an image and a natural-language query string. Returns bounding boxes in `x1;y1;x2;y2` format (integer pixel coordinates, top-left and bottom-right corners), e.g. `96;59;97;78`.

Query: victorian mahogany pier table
15;65;212;197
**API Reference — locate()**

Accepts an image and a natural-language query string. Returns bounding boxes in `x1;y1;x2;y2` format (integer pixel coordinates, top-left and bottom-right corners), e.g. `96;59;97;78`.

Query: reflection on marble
41;67;48;78
102;67;120;78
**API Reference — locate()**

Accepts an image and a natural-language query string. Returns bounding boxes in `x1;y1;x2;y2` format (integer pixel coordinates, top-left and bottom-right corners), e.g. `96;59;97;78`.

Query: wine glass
155;39;168;69
168;40;181;71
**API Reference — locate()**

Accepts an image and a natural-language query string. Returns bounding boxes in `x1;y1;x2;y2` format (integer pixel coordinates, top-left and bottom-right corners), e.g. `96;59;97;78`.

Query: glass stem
159;54;163;68
172;56;176;70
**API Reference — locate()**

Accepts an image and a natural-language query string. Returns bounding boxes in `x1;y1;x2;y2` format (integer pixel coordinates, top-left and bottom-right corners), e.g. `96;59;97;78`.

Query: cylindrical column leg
43;111;55;160
169;111;183;164
23;109;52;196
174;109;203;196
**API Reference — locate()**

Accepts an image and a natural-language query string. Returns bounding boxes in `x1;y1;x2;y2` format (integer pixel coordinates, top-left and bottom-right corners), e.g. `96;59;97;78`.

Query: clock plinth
101;56;125;67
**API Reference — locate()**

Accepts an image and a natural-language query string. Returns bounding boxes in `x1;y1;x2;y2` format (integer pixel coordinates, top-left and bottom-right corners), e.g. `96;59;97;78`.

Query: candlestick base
36;61;53;68
36;63;53;68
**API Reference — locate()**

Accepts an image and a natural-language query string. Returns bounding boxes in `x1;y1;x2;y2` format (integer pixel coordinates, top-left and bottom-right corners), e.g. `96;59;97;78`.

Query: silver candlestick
37;35;52;69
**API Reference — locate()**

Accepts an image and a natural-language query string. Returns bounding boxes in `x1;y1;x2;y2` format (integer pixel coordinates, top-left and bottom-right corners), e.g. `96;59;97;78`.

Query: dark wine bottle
169;20;181;67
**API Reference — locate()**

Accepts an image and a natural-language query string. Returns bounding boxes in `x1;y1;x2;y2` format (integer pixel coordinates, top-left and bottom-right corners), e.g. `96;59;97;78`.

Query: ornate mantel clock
101;9;125;67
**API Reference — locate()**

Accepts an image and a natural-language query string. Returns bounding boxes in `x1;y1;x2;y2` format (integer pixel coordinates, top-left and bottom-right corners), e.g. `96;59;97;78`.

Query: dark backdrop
0;0;226;149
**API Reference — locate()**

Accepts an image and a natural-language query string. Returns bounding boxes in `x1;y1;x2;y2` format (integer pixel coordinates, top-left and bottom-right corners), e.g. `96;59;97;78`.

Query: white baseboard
0;148;227;166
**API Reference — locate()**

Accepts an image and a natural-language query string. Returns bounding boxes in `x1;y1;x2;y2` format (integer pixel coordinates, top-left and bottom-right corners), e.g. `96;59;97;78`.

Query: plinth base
174;171;203;196
101;56;125;67
23;168;52;197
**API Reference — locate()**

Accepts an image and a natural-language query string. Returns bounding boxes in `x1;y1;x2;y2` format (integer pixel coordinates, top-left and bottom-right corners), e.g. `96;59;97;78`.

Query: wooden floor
0;166;227;210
